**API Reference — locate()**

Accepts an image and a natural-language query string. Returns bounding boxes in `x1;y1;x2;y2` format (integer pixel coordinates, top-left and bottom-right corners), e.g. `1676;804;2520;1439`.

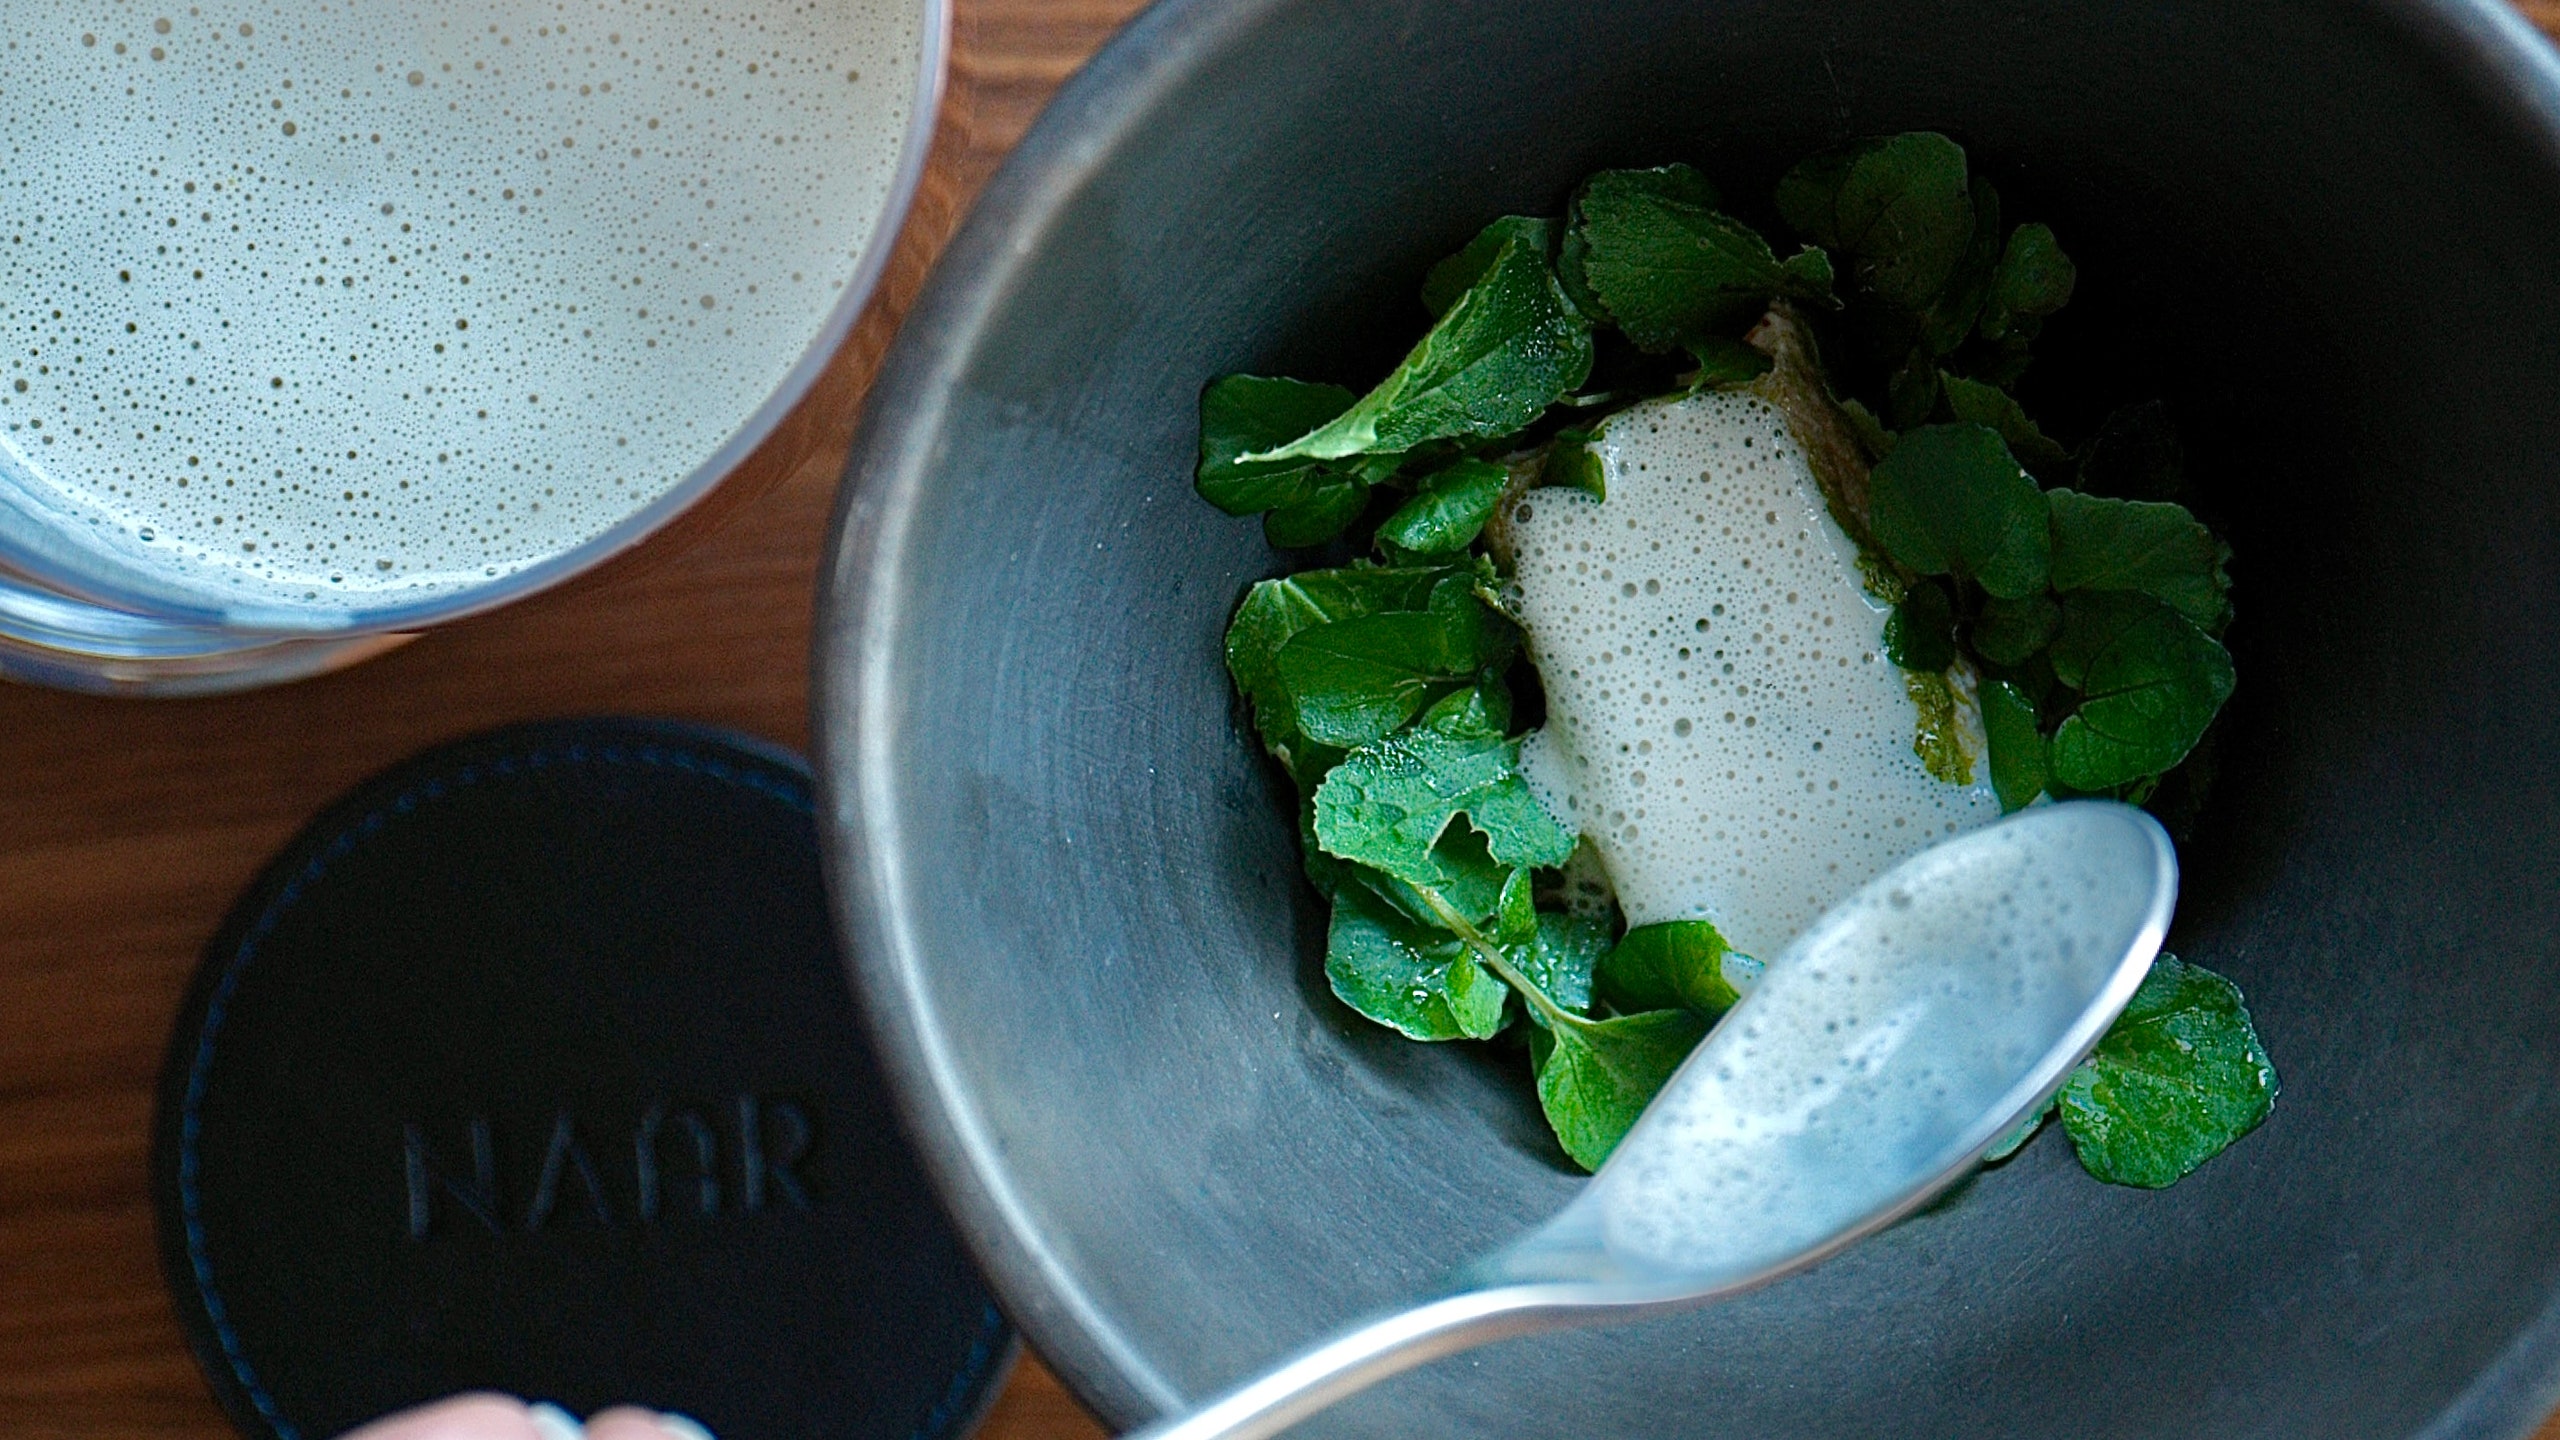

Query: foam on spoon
0;0;918;623
1572;804;2167;1281
1504;390;2002;958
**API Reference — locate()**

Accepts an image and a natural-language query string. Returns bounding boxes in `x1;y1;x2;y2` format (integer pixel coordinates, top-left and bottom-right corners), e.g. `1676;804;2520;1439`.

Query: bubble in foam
0;0;920;621
1506;390;2002;959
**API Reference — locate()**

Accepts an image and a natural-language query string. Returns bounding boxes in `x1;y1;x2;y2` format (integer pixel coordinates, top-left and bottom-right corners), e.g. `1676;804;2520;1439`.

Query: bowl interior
818;1;2560;1436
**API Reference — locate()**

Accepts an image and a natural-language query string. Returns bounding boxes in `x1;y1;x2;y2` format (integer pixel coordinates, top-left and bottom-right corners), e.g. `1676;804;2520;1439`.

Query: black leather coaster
151;719;1012;1440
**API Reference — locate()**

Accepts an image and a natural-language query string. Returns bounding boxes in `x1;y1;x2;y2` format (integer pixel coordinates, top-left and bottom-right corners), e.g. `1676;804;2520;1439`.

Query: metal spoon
1126;800;2177;1440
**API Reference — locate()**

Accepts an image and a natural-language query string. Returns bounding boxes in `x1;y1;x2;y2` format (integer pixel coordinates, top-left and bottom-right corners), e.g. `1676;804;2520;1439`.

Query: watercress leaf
1227;564;1456;769
2060;954;2277;1187
1971;591;2061;666
1196;375;1360;515
2046;488;2233;633
1262;477;1369;548
1574;165;1835;352
1867;422;2052;598
1979;678;2049;813
1494;866;1538;944
1883;576;1957;672
1905;667;1977;786
1376;458;1509;555
1921;174;2005;355
1422;215;1559;319
1686;335;1775;389
2048;592;2235;789
1277;576;1516;747
1773;144;1859;247
1597;919;1754;1017
1511;911;1611;1016
2078;400;2187;501
1247;230;1594;462
1350;819;1511;929
1325;885;1508;1041
1532;1009;1710;1171
1538;428;1607;499
1942;372;2070;471
1839;396;1897;459
1416;673;1513;739
1312;722;1576;883
1822;131;1976;311
1980;222;2077;341
1886;349;1943;430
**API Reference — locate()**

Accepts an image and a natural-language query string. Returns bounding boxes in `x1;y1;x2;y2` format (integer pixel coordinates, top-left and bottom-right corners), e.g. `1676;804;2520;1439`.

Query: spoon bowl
1127;802;2177;1440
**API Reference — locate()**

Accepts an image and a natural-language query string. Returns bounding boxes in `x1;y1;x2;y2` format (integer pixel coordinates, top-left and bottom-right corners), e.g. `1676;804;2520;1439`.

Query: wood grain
0;3;2554;1438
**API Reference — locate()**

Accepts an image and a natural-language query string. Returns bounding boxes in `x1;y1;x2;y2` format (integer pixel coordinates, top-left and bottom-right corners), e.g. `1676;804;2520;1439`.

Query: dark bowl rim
811;0;2560;1431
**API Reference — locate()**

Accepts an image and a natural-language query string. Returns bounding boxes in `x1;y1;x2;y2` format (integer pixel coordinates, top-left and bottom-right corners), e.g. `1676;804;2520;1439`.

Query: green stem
1410;881;1587;1033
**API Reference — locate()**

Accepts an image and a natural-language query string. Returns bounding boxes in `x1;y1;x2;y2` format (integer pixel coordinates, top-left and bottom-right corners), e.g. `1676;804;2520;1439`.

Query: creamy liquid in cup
0;0;921;627
1506;390;2003;960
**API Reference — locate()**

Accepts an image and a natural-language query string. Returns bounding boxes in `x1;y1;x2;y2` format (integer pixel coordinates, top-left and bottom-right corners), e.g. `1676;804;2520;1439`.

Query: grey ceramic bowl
814;1;2560;1436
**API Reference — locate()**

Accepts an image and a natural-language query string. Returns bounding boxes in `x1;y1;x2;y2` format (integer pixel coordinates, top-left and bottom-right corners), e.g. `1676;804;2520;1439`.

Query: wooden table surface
4;2;2558;1438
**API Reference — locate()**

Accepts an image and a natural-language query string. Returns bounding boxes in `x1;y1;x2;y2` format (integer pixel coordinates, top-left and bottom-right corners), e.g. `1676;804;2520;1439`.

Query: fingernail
526;1402;586;1440
652;1413;717;1440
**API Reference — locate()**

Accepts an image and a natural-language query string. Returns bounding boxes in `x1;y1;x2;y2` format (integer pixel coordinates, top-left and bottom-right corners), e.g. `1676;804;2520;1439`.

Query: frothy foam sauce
0;0;919;623
1574;804;2162;1280
1506;390;2001;959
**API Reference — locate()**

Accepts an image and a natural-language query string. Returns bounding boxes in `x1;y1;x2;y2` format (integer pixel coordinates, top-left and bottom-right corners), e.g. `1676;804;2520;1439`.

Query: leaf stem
1410;880;1586;1033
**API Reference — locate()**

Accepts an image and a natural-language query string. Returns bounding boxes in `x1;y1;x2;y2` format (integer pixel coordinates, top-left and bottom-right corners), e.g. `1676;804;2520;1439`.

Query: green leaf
1512;911;1611;1016
1777;132;1975;311
1261;476;1369;547
1941;372;2070;470
2048;592;2235;789
1539;428;1606;499
2046;488;2233;633
1376;458;1509;555
1597;919;1756;1017
1275;573;1516;747
1226;563;1455;779
1324;885;1509;1041
1979;679;2048;812
1917;174;2003;356
1980;222;2077;341
2060;954;2277;1187
1421;215;1558;318
1886;349;1943;430
1685;335;1775;389
1248;226;1593;462
1572;164;1835;352
2078;400;2186;501
1971;591;2060;666
1313;719;1577;884
1867;422;2051;598
1348;813;1514;930
1196;375;1359;515
1532;1009;1709;1171
1883;577;1957;672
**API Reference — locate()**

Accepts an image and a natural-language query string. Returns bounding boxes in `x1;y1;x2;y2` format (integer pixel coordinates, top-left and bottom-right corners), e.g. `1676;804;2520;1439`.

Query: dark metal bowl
814;1;2560;1435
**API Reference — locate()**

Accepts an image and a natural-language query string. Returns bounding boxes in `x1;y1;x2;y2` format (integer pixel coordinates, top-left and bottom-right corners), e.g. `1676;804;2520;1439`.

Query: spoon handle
1119;1286;1577;1440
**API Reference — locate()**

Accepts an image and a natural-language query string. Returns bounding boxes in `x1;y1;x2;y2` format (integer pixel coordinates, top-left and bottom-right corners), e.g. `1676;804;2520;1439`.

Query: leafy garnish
1312;717;1577;884
1572;164;1835;355
1248;219;1594;462
1978;679;2049;812
1325;884;1509;1041
1377;458;1510;555
1883;577;1957;672
1226;563;1456;783
1868;422;2052;598
1420;216;1558;318
1980;222;2077;341
2046;488;2233;633
1942;373;2069;470
2060;954;2277;1187
1275;570;1515;748
1195;375;1361;516
2047;591;2234;789
1531;1009;1709;1169
1596;919;1757;1018
1971;591;2061;666
1776;131;1975;311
